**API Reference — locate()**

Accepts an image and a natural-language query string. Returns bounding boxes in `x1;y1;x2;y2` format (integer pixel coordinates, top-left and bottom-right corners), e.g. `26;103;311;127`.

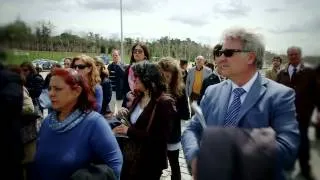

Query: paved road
40;71;319;180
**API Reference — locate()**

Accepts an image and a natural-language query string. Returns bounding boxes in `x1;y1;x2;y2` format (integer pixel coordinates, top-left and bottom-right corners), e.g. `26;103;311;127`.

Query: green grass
4;50;131;65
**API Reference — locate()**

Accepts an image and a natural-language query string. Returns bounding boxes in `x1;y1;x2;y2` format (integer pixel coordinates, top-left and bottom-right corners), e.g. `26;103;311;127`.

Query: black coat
0;66;24;180
107;63;125;100
100;78;112;115
198;73;221;104
168;92;190;144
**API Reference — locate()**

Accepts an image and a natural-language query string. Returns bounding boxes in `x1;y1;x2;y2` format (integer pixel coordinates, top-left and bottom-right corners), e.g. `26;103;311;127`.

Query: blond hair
72;55;101;93
158;57;185;97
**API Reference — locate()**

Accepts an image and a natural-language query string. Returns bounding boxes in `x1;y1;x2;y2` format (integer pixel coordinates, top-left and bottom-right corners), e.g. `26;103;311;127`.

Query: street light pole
120;0;124;63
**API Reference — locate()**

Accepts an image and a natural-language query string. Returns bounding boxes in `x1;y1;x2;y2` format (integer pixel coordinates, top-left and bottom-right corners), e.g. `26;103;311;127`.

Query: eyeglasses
72;64;88;70
133;49;143;54
64;63;70;66
216;49;251;58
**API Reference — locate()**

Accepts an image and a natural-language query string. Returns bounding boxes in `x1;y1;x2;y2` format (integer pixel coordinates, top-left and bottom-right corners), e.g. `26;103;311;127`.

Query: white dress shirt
228;72;258;108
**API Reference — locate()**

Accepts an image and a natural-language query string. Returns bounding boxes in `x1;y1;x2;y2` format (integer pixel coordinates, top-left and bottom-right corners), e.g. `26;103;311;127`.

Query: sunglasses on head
216;49;251;58
72;64;88;70
133;49;143;54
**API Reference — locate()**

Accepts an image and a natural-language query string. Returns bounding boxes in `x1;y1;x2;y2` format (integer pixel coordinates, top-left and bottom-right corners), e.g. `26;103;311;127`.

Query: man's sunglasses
216;49;251;58
72;64;88;70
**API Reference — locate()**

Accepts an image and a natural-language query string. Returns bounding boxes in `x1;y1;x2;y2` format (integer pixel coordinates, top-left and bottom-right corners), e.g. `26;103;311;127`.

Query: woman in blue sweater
71;55;103;112
33;68;123;180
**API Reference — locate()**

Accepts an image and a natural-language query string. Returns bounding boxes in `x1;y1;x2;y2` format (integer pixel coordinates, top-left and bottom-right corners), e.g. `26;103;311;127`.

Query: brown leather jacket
276;63;317;123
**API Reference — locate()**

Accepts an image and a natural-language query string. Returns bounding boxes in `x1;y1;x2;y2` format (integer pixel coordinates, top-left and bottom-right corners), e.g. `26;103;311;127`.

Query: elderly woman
71;55;103;113
158;57;190;180
32;68;123;180
114;62;177;180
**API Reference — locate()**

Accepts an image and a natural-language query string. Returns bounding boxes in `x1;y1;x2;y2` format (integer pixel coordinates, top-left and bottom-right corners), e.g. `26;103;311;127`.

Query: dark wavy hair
132;62;166;99
213;44;223;61
51;68;97;112
130;42;150;65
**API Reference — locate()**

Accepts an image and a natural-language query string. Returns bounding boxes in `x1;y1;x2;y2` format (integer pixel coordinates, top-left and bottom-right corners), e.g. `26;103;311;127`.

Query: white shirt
288;64;301;79
228;72;258;108
130;105;143;124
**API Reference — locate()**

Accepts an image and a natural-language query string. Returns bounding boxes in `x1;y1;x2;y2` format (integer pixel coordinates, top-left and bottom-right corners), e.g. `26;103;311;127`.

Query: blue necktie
224;88;246;127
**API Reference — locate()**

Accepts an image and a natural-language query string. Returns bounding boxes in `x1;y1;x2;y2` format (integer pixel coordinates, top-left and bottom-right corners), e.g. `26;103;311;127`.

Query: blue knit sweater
33;111;123;180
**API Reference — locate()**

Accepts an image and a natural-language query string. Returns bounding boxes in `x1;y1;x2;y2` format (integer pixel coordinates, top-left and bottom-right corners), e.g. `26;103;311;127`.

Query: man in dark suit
277;46;318;180
181;28;300;180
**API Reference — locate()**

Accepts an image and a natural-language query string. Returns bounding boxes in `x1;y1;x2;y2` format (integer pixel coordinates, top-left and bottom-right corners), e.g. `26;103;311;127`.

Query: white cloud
0;0;319;55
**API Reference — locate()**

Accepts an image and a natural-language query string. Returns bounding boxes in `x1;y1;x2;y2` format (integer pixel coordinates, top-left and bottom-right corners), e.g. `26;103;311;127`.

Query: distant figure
63;57;72;69
180;59;188;84
277;46;318;180
122;43;150;108
108;49;125;114
265;56;282;81
185;56;212;103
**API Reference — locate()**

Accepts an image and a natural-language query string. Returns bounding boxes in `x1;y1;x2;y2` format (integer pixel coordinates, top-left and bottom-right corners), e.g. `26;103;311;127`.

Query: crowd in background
1;27;320;180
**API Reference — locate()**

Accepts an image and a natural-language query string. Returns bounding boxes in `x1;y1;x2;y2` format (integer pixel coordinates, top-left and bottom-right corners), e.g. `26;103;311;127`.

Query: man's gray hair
287;46;302;55
223;27;265;69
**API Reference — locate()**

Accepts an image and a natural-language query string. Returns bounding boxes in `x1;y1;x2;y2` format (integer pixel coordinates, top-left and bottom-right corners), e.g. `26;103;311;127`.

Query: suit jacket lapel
217;80;232;126
236;73;267;124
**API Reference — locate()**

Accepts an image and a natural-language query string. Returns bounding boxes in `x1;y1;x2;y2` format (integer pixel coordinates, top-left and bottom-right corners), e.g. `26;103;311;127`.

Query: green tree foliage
0;19;319;65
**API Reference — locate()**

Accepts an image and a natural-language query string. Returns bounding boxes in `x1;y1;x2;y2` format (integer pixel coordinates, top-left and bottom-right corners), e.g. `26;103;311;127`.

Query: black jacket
101;78;112;115
0;66;24;180
168;91;190;144
198;73;221;104
108;63;125;100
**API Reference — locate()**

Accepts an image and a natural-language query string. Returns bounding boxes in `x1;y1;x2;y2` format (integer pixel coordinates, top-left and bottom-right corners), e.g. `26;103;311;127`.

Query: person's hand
113;124;129;135
191;158;197;180
116;107;129;119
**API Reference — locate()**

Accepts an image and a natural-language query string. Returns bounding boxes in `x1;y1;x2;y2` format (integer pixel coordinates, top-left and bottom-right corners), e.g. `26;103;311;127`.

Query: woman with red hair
32;68;123;180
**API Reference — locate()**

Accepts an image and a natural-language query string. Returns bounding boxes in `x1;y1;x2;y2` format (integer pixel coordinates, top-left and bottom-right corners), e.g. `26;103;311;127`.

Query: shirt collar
289;63;301;71
231;72;258;93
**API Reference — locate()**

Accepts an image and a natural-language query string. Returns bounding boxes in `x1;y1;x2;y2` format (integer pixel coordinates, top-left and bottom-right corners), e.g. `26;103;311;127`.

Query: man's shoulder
205;80;227;94
263;77;294;95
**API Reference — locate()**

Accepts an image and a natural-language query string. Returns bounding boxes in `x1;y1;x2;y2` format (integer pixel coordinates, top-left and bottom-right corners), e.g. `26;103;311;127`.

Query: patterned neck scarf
128;66;135;91
48;109;88;133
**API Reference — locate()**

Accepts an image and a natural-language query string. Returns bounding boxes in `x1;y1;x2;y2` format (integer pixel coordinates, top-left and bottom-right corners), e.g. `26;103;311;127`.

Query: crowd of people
1;27;320;180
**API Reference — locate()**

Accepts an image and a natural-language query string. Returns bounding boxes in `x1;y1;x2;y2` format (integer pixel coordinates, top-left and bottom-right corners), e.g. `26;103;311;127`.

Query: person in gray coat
185;56;212;103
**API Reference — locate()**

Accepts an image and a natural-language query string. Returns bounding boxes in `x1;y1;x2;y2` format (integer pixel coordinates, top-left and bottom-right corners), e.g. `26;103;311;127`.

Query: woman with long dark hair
122;43;150;107
114;62;176;179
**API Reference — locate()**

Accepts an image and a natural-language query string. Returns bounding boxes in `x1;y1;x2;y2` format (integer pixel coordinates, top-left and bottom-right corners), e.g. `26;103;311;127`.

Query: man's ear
247;52;256;65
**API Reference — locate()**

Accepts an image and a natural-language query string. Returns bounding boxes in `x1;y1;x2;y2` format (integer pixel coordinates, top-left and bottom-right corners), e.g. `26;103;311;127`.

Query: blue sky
0;0;319;55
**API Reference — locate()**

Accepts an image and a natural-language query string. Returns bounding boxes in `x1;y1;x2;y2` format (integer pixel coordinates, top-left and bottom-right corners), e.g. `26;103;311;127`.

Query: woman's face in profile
133;45;145;62
49;75;81;112
133;76;146;93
